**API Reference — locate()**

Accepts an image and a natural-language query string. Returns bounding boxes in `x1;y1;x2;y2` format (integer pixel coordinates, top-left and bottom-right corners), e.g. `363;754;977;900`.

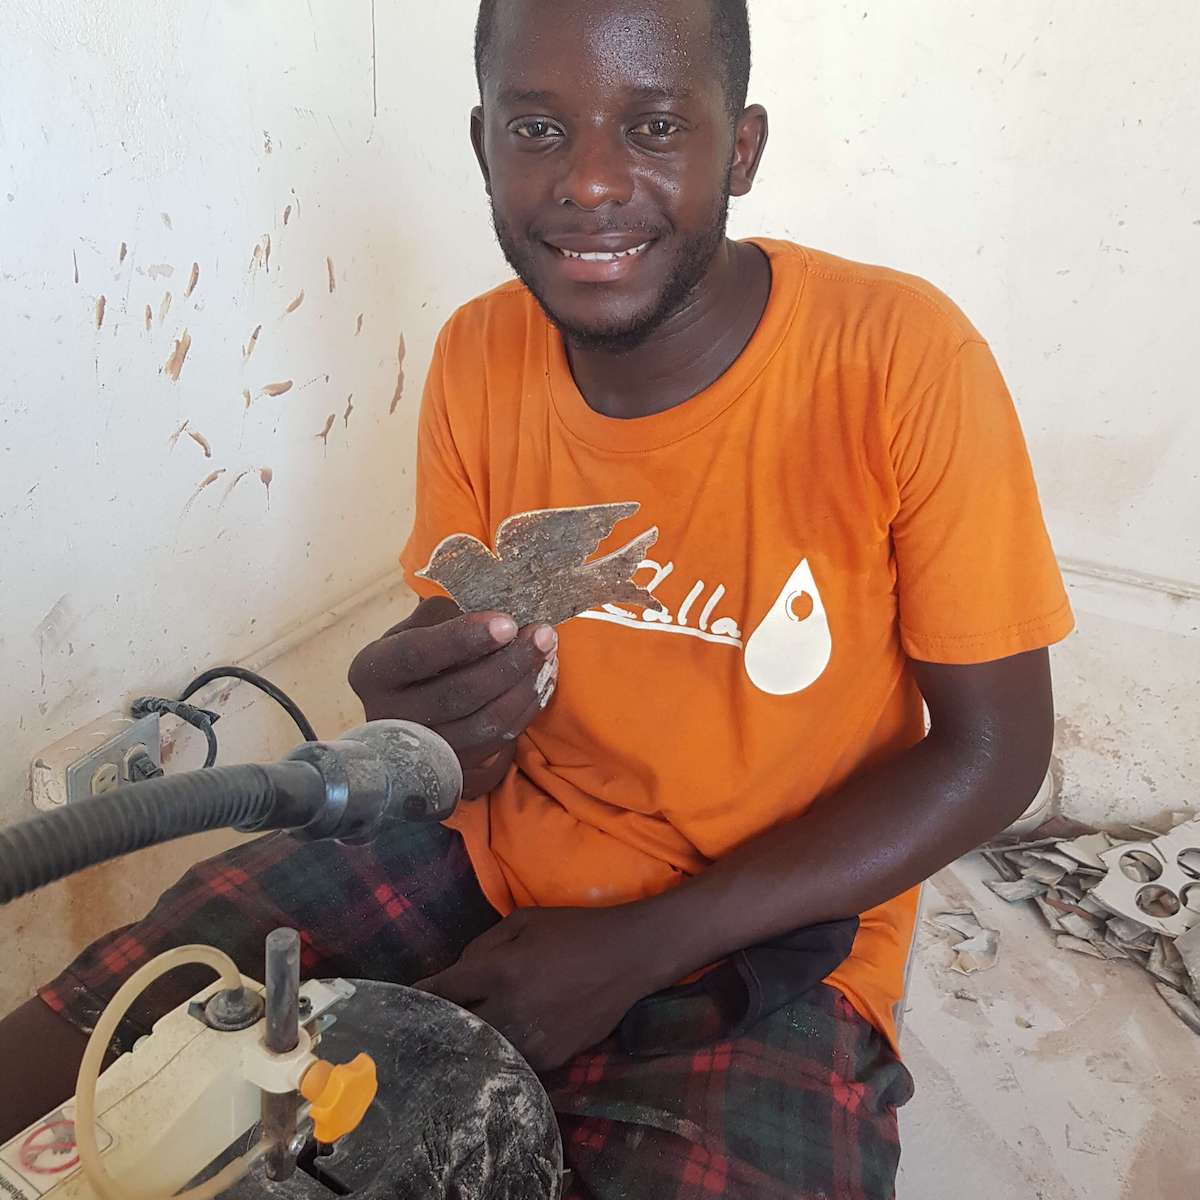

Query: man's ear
471;106;492;196
729;104;769;198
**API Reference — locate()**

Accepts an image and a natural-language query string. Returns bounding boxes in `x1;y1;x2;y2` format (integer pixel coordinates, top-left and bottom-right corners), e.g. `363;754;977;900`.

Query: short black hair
474;0;752;116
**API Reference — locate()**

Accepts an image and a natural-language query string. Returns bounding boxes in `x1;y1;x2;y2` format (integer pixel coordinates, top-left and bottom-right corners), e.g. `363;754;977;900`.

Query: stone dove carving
416;501;665;628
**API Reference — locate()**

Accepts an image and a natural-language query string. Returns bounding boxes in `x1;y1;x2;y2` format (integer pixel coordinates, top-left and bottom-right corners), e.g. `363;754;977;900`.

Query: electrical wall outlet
30;712;162;811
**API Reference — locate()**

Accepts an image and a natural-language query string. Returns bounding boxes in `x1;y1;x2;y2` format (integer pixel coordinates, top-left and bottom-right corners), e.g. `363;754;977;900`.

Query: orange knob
299;1053;378;1144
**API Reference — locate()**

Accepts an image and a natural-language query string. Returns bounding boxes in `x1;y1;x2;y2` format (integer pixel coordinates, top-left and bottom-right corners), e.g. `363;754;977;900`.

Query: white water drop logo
743;560;833;695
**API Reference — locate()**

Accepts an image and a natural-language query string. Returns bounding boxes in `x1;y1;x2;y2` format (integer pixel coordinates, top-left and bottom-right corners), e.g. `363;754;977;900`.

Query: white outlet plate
30;712;162;811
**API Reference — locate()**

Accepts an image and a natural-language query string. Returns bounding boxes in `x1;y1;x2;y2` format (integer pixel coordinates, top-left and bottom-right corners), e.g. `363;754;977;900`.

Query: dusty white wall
0;1;1196;1013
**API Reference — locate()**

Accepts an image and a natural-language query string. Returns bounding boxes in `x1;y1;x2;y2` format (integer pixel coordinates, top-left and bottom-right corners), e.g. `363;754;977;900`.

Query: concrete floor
897;856;1200;1199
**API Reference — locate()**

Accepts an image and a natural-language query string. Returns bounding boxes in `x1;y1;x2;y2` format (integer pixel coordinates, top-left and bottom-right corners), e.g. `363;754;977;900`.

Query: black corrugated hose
0;761;324;905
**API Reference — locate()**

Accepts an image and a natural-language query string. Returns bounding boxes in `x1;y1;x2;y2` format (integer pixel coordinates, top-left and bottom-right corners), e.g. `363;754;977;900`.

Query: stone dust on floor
897;854;1200;1199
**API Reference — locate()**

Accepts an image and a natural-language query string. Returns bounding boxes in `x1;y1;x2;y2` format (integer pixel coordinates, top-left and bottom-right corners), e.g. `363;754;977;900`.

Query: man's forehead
484;0;714;96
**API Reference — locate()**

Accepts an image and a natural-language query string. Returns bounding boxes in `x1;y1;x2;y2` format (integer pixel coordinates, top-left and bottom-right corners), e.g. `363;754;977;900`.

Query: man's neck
564;239;772;420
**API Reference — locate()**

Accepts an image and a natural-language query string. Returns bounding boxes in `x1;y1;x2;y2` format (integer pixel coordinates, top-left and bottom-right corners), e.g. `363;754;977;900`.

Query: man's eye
632;119;681;139
513;120;562;140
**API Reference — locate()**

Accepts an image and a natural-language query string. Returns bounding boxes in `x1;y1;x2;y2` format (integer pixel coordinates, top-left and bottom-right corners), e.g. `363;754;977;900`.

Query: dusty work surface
898;855;1200;1199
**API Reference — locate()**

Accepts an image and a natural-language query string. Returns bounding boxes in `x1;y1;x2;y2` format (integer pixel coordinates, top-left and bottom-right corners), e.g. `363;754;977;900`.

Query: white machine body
0;978;354;1200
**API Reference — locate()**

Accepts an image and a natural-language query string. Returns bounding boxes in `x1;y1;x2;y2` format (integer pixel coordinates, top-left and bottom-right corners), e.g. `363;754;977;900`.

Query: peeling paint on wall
316;413;335;449
220;469;252;507
389;334;406;414
183;468;226;514
163;329;192;381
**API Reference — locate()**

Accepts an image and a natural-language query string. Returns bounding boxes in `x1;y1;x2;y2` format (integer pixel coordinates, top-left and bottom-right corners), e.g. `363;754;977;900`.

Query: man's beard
490;187;732;354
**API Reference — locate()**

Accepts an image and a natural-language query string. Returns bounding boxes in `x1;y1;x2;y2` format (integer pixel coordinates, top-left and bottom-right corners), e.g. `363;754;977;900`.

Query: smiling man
0;2;1075;1197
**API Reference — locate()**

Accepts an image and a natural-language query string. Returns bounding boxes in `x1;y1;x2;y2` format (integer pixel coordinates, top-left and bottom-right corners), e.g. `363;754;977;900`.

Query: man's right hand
348;597;558;801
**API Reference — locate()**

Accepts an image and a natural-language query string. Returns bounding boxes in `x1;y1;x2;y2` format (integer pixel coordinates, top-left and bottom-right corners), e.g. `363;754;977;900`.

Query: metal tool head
337;720;463;825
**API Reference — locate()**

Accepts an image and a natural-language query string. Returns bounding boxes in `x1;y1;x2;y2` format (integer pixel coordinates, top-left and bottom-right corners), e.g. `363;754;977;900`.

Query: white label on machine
0;1107;114;1198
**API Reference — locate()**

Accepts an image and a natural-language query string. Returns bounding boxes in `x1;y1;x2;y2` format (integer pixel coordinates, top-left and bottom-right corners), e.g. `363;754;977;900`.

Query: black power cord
131;698;223;768
133;668;317;769
181;668;319;744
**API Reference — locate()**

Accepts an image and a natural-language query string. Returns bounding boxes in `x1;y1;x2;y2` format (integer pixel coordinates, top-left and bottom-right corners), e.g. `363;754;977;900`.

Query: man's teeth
557;243;650;262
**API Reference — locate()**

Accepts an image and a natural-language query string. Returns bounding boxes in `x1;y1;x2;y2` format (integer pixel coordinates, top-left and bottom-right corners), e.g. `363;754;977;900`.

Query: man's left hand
417;907;664;1072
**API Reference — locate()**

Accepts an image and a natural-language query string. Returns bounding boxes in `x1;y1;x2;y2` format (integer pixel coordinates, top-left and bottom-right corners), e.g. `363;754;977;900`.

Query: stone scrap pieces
985;878;1048;903
931;910;1000;975
1091;818;1200;938
1177;924;1200;996
983;812;1200;1035
1056;832;1110;871
417;502;666;628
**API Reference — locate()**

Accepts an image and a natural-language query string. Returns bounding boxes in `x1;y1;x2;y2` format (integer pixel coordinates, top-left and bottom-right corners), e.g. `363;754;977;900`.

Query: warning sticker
0;1108;113;1198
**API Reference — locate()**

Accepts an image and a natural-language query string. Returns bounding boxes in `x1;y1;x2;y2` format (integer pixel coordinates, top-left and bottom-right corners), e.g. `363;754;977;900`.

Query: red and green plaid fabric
41;824;913;1199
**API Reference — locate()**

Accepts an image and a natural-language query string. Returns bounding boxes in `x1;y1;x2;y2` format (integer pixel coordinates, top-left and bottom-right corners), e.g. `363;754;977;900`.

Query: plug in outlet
31;712;163;811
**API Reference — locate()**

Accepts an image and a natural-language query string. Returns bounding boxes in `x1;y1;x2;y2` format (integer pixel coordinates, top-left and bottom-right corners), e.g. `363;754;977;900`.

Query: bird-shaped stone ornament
416;502;666;628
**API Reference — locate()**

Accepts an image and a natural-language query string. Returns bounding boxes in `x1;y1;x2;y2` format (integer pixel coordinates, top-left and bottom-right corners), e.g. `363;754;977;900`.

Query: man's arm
636;649;1053;975
421;648;1055;1069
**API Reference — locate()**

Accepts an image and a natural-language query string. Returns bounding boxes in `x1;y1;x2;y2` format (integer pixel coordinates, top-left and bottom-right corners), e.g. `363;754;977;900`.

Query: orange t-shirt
400;239;1074;1053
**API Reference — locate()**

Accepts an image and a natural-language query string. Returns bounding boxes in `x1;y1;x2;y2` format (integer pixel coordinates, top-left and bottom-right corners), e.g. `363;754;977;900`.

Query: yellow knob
299;1053;378;1144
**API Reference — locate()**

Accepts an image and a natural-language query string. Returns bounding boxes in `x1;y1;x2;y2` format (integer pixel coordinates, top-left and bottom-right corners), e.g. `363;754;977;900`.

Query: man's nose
554;127;635;210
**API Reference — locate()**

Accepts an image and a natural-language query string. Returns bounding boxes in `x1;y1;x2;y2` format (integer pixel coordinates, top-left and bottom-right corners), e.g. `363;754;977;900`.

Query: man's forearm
632;728;1035;988
627;652;1054;990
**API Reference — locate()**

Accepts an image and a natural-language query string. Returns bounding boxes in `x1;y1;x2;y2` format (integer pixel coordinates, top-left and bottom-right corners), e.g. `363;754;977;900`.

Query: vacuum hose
0;762;325;905
0;720;463;905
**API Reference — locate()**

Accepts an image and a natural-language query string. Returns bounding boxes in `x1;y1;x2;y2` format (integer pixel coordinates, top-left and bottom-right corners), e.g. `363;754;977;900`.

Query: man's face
474;0;741;351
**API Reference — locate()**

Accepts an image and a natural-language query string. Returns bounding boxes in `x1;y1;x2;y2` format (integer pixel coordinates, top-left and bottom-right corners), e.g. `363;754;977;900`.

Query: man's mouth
554;242;652;263
539;235;658;284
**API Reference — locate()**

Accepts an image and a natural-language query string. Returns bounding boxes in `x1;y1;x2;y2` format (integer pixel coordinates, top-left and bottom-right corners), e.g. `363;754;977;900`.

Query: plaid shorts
42;823;913;1199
